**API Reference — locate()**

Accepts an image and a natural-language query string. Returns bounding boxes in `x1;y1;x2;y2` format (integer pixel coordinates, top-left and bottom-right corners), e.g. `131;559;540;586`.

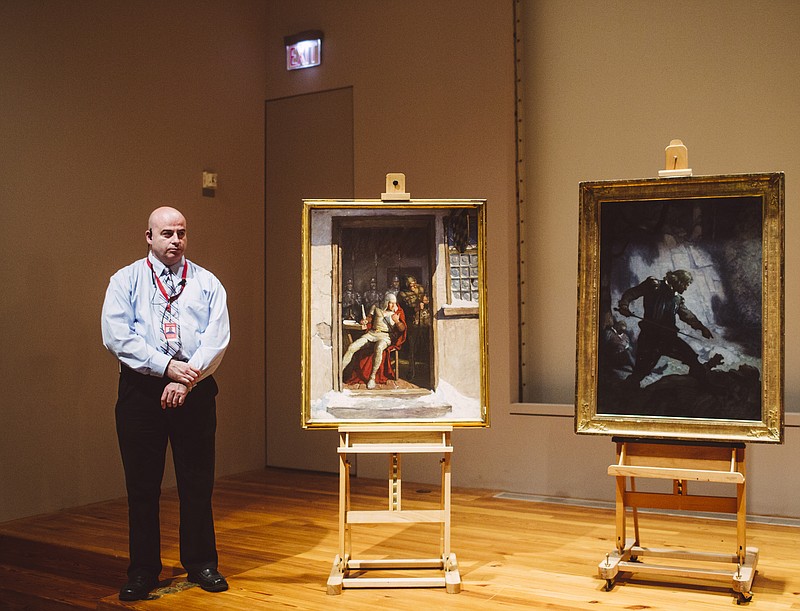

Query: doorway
265;87;354;473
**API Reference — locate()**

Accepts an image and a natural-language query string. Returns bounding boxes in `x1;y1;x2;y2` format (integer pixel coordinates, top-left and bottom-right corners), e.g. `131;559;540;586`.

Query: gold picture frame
575;173;784;442
301;199;489;428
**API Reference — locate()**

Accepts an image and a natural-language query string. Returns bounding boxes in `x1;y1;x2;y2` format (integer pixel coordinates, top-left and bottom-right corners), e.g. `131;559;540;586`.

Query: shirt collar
147;251;186;276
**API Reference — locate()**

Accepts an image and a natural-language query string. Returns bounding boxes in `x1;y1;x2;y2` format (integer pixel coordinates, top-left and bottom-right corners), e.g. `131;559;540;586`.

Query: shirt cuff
151;352;172;377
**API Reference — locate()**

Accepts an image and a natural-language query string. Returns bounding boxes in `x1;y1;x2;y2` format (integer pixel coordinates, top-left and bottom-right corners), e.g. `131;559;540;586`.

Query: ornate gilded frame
301;199;489;428
575;173;784;442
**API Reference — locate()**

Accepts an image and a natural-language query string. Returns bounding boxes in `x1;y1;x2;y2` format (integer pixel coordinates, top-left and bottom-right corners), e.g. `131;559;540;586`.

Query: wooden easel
599;437;757;604
327;425;461;595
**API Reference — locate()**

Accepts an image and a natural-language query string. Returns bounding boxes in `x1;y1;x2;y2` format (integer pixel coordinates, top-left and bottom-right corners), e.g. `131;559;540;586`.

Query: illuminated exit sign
284;30;323;71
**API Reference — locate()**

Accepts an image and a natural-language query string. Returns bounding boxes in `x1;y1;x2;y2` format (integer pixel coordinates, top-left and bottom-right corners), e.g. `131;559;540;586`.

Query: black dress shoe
119;574;159;601
188;568;229;592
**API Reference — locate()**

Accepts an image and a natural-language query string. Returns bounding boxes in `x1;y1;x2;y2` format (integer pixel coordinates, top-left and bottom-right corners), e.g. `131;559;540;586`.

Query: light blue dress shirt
102;252;230;380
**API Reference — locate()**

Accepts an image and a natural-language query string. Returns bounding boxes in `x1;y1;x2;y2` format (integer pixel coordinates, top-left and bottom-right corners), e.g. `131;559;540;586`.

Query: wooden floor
2;467;800;610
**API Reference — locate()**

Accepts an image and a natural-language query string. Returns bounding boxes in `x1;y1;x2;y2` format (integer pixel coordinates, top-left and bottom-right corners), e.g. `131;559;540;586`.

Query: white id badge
163;321;178;340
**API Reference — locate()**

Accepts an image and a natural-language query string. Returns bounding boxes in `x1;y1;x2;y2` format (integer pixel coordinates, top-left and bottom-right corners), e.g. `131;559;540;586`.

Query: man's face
386;299;398;311
674;278;690;294
147;210;187;266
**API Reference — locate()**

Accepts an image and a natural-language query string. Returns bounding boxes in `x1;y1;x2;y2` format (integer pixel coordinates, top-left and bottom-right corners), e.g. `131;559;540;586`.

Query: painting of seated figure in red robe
342;296;407;390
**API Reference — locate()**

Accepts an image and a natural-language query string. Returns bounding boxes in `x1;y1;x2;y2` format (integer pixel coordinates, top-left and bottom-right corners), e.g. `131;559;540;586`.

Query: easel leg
441;449;460;593
345;457;352;561
599;474;630;589
733;448;756;602
440;456;449;557
340;453;348;556
327;448;350;595
630;477;640;551
615;475;626;553
736;448;746;563
389;453;401;511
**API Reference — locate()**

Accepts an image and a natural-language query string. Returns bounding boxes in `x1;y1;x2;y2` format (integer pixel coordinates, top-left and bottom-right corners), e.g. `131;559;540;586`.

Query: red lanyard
146;259;188;311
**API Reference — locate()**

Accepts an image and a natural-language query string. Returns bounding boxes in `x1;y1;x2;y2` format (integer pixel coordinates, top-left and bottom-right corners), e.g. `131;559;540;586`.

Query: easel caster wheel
736;591;753;604
605;579;615;591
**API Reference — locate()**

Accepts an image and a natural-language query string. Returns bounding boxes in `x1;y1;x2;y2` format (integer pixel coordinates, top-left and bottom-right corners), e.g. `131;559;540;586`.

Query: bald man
102;207;230;600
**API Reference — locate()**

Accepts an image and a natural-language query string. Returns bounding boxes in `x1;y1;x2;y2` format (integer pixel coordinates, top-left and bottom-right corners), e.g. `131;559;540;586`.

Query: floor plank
1;467;799;610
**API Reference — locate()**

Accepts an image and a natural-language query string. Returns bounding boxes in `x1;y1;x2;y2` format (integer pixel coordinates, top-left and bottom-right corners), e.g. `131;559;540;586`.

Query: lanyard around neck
146;259;188;310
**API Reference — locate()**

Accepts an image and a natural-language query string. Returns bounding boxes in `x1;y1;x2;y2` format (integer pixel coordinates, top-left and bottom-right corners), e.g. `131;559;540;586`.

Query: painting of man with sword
594;195;764;421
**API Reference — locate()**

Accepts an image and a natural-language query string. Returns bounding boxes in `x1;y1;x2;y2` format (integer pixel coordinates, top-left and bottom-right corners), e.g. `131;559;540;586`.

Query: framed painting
575;173;784;442
301;199;489;428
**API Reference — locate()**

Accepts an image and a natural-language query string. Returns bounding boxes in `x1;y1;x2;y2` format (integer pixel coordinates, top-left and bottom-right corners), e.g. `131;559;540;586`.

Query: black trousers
115;366;219;579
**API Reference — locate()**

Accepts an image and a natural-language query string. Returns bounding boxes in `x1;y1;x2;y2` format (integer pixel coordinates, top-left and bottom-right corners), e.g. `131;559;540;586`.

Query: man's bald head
148;206;185;231
146;206;187;266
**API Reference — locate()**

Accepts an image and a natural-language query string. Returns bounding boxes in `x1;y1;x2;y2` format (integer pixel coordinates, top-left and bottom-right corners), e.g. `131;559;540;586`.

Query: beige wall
262;0;520;486
518;0;800;516
521;0;800;407
0;1;267;523
4;0;800;524
265;0;800;518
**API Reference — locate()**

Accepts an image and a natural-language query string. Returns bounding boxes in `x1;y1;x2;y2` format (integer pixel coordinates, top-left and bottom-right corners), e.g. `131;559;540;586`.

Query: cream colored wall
0;1;267;523
263;0;520;483
264;0;800;518
520;0;800;407
518;0;800;516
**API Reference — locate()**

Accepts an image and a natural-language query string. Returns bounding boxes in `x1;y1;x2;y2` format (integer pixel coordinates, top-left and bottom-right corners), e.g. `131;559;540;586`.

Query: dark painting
597;197;762;420
575;173;783;442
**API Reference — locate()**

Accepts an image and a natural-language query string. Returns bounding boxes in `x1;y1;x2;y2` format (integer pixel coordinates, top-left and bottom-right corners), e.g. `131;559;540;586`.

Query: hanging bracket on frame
381;173;411;201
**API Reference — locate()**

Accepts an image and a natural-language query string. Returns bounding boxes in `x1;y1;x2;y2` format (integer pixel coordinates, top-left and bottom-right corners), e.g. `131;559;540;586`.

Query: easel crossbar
629;546;740;563
342;577;446;589
347;509;446;523
339;444;453;454
609;464;744;483
348;558;445;569
623;491;738;513
618;562;736;580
